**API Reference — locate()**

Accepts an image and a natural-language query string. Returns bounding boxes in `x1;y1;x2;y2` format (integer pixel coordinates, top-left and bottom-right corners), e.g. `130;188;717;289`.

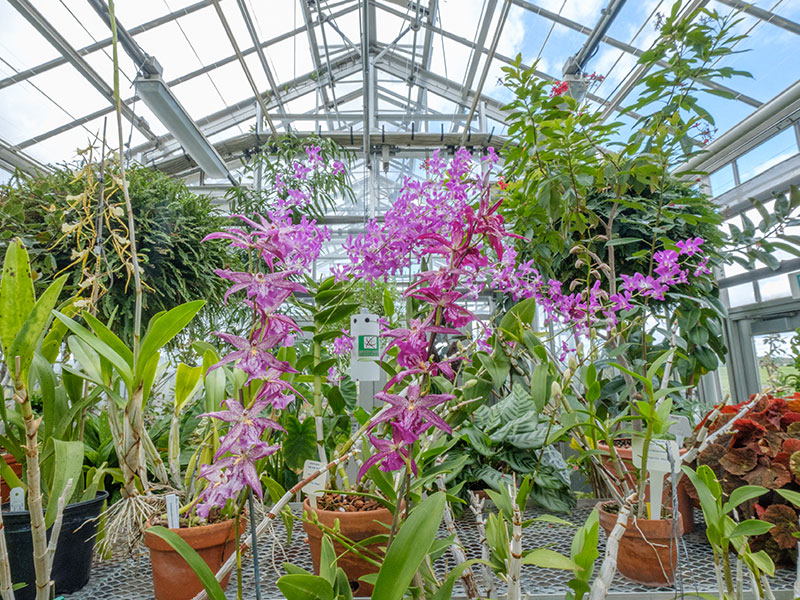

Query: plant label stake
165;494;180;529
302;459;328;509
350;310;380;381
9;487;24;512
631;438;680;520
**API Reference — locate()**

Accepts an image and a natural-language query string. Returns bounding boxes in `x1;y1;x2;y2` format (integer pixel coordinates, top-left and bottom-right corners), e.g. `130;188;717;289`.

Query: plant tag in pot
9;487;24;512
166;494;180;528
302;459;328;509
350;311;380;381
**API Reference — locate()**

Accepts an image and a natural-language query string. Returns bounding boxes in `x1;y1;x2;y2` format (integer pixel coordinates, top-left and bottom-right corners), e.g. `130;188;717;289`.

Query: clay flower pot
597;441;694;533
144;516;244;600
1;453;23;501
302;497;395;597
597;501;681;587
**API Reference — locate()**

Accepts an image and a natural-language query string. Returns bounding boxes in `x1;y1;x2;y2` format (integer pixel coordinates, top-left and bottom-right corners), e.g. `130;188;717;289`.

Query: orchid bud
463;378;479;389
568;355;578;372
551;380;562;398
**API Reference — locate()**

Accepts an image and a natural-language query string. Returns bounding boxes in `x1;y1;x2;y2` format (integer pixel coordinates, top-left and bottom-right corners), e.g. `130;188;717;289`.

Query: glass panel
753;331;799;389
727;282;757;308
709;163;735;196
758;274;792;302
737;127;798;182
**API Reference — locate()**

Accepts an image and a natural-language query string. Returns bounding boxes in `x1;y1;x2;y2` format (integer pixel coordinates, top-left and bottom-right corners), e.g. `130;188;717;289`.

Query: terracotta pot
597;502;681;587
144;516;244;600
597;442;694;533
302;497;395;597
1;453;23;502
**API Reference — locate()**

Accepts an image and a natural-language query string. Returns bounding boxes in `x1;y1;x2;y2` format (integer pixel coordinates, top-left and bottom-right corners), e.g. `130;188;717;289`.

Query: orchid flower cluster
343;148;531;478
193;160;330;519
273;144;345;210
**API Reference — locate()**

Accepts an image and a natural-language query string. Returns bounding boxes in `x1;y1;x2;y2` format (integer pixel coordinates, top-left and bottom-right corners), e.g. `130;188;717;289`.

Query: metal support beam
512;0;760;108
300;0;336;130
235;0;289;118
414;0;438;132
7;0;158;142
14;3;360;152
210;0;277;135
0;0;212;91
131;53;363;165
0;138;52;174
716;0;800;36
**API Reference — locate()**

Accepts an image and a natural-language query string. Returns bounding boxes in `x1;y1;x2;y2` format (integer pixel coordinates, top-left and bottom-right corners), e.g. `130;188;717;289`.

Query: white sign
350;311;380;381
9;487;24;512
302;459;328;509
166;494;180;529
630;438;681;474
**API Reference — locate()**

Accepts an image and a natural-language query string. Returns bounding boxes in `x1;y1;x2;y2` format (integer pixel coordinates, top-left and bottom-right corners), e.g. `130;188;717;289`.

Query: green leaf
283;416;318;470
136;300;205;381
82;312;133;368
55;312;134;390
175;363;203;413
8;274;66;380
530;363;550;412
371;492;446;600
729;520;774;538
319;535;337;584
521;548;582;571
499;298;536;341
775;488;800;509
382;288;394;318
145;526;227;600
44;440;84;528
723;485;767;514
0;239;35;362
277;574;334;600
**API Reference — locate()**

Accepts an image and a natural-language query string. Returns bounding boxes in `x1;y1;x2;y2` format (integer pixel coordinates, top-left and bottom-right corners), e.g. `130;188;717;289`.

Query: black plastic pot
3;491;107;600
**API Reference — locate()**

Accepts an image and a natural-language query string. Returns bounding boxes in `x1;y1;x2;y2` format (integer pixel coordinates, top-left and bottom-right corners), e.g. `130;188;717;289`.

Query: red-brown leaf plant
697;393;800;567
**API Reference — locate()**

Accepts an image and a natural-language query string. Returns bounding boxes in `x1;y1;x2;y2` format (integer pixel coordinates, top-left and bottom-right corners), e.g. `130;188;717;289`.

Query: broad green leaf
371;492;446;600
8;275;67;379
44;439;84;528
530;363;550;412
729;519;774;538
175;363;203;413
747;550;775;577
276;574;334;600
0;239;35;362
723;485;767;514
82;312;133;368
41;298;79;363
0;457;24;491
522;548;582;571
55;312;133;390
146;526;227;600
136;300;205;380
283;416;317;470
777;488;800;508
319;535;336;585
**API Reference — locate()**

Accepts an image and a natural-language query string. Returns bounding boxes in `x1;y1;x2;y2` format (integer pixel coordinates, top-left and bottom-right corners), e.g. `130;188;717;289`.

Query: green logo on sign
358;335;379;357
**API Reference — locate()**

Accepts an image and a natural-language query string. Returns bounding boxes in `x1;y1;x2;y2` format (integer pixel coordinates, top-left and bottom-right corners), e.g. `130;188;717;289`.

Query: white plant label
302;459;328;509
630;438;680;473
9;487;24;512
669;415;692;448
165;493;180;529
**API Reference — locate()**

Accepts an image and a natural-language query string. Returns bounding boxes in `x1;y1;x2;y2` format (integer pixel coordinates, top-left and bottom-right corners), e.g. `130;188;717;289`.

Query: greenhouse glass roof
1;0;799;187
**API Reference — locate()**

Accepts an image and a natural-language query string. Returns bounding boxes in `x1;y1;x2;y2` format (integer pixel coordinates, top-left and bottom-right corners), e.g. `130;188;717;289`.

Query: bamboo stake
13;357;48;600
190;451;356;600
0;500;14;600
682;392;764;464
588;495;634;600
507;482;522;600
469;492;494;599
761;574;776;600
108;0;147;499
435;470;479;599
